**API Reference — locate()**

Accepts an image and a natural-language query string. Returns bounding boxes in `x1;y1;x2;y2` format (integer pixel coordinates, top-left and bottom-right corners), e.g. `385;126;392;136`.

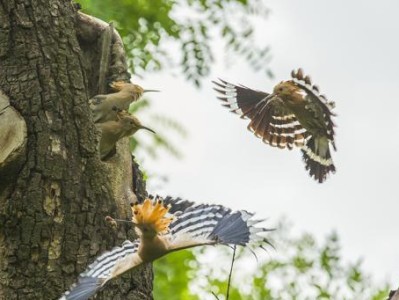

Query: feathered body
60;196;272;300
213;68;336;183
97;110;155;160
89;81;158;124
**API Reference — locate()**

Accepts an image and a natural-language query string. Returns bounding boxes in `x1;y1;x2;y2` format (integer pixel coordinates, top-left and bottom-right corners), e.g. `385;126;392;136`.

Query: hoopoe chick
213;68;336;183
97;110;155;160
89;81;159;123
60;196;273;300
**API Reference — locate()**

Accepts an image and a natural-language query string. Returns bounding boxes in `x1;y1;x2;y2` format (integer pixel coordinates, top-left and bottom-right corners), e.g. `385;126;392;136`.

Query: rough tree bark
0;1;152;299
388;289;399;300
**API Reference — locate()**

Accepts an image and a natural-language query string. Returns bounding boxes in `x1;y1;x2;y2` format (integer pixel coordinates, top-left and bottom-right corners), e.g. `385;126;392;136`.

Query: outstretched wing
290;68;336;145
60;198;273;300
213;79;308;149
167;201;272;251
213;79;269;118
60;240;141;300
288;68;337;182
161;195;195;214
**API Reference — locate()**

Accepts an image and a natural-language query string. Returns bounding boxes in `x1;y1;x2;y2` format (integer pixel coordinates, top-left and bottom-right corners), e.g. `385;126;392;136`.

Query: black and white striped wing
213;79;269;119
248;99;310;149
152;195;195;215
167;202;271;251
60;240;140;300
291;68;336;144
289;68;337;182
213;79;309;149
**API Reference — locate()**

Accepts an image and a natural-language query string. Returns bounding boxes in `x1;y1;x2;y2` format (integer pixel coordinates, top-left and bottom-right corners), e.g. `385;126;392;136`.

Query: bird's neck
138;235;169;262
115;91;134;107
99;121;125;141
280;91;305;105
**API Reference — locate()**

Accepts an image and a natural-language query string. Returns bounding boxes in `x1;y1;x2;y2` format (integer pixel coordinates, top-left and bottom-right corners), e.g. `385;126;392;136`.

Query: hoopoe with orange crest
213;68;336;183
89;81;159;123
60;196;272;300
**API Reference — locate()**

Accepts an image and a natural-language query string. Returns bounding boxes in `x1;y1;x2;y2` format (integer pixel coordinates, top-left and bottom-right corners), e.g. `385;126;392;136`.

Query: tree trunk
0;1;152;299
389;289;399;300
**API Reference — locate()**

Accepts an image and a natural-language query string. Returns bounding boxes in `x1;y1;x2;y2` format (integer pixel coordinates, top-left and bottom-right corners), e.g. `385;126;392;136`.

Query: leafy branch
79;0;273;86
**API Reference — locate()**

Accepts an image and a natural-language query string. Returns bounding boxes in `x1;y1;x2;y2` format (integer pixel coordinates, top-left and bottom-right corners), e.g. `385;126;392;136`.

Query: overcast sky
137;0;399;284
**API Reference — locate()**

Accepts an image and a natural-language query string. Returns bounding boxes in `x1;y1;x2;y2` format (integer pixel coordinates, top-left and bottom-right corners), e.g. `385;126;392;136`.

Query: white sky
136;0;399;285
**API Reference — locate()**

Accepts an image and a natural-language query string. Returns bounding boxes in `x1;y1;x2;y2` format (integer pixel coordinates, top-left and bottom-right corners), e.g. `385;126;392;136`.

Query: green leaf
79;0;272;87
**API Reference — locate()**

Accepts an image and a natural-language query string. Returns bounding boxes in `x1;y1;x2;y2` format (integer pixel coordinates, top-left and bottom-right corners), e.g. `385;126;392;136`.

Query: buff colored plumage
97;110;155;160
213;68;336;183
89;81;159;123
60;196;272;300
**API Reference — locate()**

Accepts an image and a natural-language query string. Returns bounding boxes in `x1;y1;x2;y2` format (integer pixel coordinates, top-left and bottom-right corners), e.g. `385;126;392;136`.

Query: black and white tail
301;136;336;183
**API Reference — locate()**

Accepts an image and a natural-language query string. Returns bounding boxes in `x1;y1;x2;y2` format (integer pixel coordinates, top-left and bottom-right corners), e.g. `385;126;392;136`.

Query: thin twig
226;245;237;300
212;291;221;300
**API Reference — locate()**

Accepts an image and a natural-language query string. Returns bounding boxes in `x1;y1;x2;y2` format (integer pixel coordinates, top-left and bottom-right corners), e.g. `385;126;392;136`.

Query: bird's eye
279;87;283;92
130;121;134;125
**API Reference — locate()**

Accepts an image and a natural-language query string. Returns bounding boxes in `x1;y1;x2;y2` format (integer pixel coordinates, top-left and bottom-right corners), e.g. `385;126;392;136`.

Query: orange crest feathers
109;81;130;91
132;198;174;235
109;81;144;94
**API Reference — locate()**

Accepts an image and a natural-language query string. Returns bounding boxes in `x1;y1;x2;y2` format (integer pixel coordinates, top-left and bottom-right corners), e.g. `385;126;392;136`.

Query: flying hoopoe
213;68;336;183
89;81;159;123
60;196;272;300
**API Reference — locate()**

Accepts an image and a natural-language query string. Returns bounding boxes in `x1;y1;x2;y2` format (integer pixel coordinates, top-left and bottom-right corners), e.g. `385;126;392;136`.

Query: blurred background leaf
79;0;273;87
79;0;273;176
153;220;388;300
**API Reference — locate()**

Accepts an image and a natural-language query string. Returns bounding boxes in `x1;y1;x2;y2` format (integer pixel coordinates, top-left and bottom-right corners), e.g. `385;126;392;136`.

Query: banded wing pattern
213;79;269;118
168;201;271;250
290;68;337;182
60;197;272;300
60;240;140;300
155;195;195;215
290;68;336;144
213;79;309;149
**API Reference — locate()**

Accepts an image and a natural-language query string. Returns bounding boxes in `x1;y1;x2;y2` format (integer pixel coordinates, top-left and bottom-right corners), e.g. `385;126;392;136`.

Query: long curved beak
139;126;156;134
143;89;160;93
265;93;276;101
266;93;283;105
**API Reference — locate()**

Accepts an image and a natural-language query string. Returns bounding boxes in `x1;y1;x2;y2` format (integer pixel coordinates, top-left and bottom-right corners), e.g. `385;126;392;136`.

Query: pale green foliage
153;250;200;300
78;0;272;86
79;0;272;163
154;221;388;300
128;99;187;160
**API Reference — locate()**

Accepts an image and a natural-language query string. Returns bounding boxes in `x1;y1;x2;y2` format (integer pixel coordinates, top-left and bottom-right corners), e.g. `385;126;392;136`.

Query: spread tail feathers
301;136;335;183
